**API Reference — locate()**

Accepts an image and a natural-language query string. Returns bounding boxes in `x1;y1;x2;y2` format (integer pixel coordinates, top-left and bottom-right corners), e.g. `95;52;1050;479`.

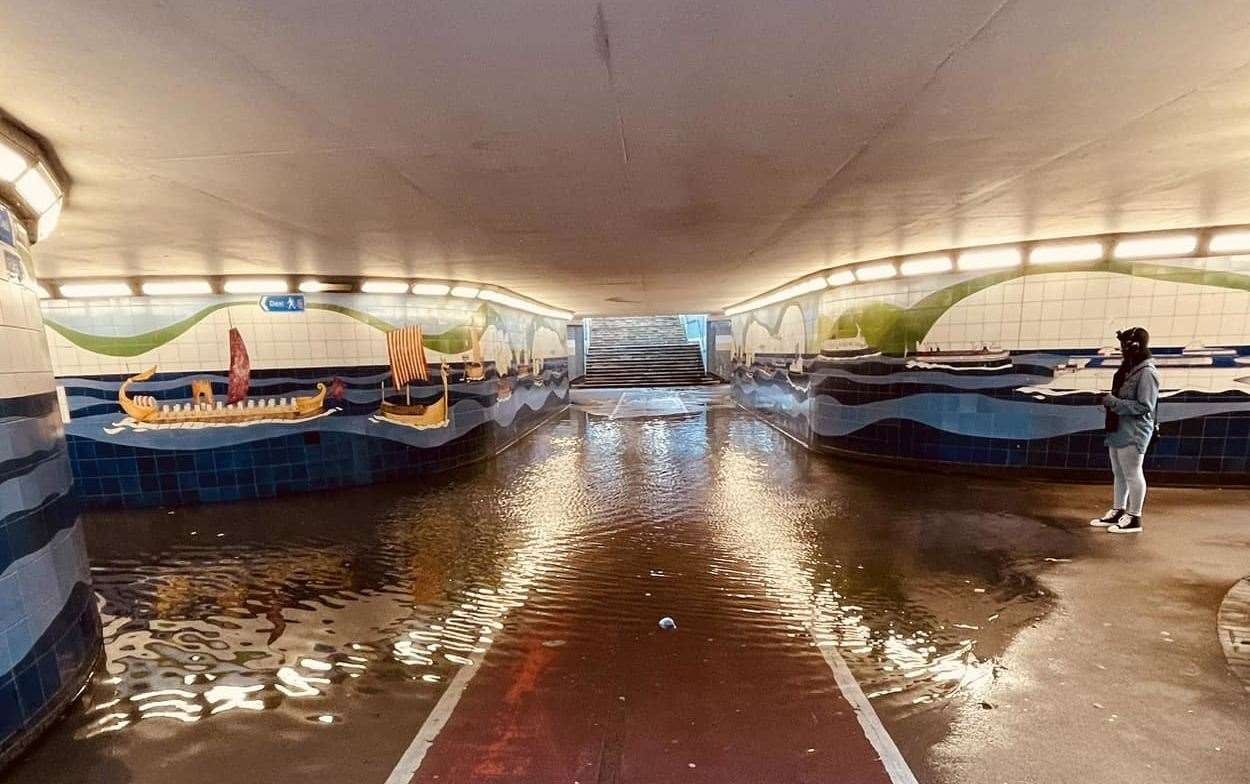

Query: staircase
576;316;715;388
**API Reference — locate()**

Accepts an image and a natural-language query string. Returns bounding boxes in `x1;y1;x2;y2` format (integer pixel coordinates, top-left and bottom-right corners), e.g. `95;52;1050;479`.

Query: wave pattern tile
0;202;100;768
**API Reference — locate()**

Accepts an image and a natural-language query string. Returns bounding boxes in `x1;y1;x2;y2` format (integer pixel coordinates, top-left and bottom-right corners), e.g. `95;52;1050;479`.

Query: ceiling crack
594;3;632;191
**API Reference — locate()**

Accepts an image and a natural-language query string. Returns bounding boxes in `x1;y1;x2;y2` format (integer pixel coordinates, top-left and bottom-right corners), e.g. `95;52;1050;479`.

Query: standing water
8;395;1080;782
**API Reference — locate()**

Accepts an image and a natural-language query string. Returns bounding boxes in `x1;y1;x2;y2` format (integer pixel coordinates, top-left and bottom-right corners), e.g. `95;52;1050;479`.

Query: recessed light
411;282;451;296
1112;233;1197;260
223;278;290;294
899;254;953;276
1029;241;1104;265
14;164;60;214
854;262;897;281
360;279;409;294
142;279;213;296
1206;229;1250;254
59;281;133;298
958;247;1022;271
826;269;855;287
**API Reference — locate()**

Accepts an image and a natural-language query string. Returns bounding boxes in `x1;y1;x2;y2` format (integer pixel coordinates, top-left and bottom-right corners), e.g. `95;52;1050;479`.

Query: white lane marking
382;650;488;784
812;616;920;784
609;390;631;420
608;391;690;420
384;411;571;784
669;394;689;416
746;401;920;783
387;402;910;784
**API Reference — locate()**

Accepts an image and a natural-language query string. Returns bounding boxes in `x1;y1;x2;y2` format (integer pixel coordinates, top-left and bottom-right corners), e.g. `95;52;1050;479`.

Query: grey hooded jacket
1103;359;1160;453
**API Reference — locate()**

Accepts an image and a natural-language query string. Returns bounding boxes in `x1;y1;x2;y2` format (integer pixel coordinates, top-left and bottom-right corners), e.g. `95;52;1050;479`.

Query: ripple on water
73;421;599;737
62;406;1074;749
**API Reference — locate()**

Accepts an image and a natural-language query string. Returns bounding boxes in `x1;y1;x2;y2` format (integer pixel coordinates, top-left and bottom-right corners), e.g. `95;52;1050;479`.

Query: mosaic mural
42;293;571;507
725;255;1250;483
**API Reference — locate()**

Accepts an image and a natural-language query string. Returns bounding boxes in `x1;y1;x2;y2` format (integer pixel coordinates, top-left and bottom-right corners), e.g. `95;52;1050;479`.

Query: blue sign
0;206;13;248
259;294;305;313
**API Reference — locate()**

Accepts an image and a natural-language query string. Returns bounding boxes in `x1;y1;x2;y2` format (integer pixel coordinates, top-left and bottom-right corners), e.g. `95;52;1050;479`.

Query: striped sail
387;325;430;387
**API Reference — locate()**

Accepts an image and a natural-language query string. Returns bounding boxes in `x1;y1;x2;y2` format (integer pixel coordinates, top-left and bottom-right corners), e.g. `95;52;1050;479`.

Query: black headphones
1116;327;1147;351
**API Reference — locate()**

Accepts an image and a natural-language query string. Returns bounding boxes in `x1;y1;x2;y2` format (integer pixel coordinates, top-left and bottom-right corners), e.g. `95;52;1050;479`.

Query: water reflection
704;417;1067;719
19;403;1076;781
74;425;592;737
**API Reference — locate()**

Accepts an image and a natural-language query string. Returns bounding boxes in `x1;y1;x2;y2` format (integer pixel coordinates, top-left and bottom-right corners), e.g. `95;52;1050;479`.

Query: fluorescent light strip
59;281;133;298
0;140;28;182
1029;241;1104;265
826;269;855;287
37;199;62;241
725;277;827;316
411;282;451;296
722;224;1250;316
142;279;213;296
478;288;534;312
899;254;952;277
15;164;60;214
0;133;68;241
1113;233;1197;259
477;288;573;319
360;279;409;294
958;247;1022;271
855;262;897;281
1207;229;1250;254
42;274;572;317
223;278;289;294
298;280;354;293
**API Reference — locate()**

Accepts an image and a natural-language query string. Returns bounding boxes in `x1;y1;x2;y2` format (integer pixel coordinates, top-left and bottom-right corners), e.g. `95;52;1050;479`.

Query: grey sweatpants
1109;444;1147;516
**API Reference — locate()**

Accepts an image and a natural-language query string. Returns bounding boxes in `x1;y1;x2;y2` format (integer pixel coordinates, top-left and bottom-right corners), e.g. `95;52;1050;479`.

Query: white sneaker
1089;509;1124;527
1108;515;1143;534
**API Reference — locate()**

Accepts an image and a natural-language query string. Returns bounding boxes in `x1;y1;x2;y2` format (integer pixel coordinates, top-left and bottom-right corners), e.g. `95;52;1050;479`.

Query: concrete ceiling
6;1;1250;315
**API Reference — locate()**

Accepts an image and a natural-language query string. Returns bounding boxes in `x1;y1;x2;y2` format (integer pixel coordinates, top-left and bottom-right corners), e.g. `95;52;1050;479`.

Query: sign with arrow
259;294;305;313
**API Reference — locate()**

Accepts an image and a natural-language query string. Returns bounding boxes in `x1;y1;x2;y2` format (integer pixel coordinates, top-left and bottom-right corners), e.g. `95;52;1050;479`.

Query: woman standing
1089;327;1160;534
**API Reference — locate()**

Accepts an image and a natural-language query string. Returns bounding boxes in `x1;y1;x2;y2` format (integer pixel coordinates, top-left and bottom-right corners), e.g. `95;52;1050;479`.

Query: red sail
227;327;251;404
328;376;346;400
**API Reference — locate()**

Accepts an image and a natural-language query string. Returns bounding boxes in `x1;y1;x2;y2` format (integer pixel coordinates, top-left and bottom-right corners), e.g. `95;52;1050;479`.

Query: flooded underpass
9;394;1250;783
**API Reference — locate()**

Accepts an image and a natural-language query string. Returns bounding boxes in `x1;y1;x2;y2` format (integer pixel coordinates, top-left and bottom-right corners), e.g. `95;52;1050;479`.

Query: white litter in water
658;617;677;630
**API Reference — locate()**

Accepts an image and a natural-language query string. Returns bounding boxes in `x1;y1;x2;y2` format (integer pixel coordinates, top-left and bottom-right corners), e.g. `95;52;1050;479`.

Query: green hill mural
43;300;503;357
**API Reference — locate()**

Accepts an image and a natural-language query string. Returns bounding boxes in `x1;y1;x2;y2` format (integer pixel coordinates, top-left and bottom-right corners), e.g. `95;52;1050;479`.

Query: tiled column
0;199;99;767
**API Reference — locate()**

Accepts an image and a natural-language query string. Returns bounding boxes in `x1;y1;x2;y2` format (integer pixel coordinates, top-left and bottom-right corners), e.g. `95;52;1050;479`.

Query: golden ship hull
119;366;327;425
377;372;450;427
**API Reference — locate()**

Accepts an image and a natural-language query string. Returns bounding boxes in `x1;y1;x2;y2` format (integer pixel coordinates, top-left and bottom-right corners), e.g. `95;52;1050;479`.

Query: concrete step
580;315;709;387
575;379;719;388
588;346;701;354
579;370;710;379
585;358;703;367
583;363;705;371
588;316;688;348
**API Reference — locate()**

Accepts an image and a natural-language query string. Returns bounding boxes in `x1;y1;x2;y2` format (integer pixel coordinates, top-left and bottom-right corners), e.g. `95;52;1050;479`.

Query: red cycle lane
406;565;899;783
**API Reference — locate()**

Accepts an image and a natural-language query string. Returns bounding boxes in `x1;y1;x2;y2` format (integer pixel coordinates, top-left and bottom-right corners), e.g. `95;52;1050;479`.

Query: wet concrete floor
8;390;1250;783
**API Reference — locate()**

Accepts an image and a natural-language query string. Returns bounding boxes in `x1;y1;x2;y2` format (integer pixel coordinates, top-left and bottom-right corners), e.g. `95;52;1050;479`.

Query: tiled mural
725;255;1250;483
42;293;571;508
0;203;100;767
